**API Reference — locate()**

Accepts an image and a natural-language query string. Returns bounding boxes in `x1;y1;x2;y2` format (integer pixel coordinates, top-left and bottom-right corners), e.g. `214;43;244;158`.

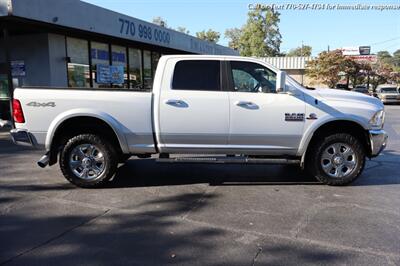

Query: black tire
306;133;365;186
60;134;118;188
119;154;131;163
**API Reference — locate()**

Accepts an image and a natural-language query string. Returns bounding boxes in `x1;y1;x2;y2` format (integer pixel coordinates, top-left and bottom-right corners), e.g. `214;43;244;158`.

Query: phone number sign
118;18;170;45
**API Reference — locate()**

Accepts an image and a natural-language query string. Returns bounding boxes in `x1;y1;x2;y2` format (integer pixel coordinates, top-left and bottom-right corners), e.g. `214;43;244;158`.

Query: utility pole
301;41;304;56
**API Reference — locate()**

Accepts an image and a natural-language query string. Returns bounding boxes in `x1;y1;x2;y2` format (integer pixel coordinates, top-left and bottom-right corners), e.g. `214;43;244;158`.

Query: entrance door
158;59;229;151
227;60;305;155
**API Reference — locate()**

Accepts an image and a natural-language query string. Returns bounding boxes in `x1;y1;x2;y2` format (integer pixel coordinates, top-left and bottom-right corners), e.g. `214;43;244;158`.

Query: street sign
342;46;371;56
359;46;371;55
342;47;359;56
346;55;377;64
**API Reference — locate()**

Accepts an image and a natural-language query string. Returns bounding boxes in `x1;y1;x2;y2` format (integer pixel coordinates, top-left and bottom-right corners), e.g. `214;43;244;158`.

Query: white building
260;56;315;86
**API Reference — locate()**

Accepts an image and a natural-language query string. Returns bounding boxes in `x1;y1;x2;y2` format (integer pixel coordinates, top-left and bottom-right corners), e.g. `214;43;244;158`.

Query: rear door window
172;60;221;91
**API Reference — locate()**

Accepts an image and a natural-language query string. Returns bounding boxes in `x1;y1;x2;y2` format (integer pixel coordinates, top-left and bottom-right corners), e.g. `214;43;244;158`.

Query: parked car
335;83;348;90
10;55;387;187
376;84;400;104
352;85;370;95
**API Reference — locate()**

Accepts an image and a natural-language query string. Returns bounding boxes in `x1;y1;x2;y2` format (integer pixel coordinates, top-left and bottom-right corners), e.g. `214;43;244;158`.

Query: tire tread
306;133;365;186
60;134;118;188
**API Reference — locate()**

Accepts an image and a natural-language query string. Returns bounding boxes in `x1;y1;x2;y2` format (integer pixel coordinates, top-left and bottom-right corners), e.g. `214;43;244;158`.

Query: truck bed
13;87;155;153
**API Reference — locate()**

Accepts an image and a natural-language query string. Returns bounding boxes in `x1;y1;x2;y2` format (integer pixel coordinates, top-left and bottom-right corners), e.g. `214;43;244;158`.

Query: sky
83;0;400;56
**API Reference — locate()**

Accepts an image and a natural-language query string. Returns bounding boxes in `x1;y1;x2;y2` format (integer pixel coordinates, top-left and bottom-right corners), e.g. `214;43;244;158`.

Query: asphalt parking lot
0;106;399;266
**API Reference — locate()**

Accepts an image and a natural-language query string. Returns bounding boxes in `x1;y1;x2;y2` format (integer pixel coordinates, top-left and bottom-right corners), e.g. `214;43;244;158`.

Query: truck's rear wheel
306;133;365;186
60;134;118;188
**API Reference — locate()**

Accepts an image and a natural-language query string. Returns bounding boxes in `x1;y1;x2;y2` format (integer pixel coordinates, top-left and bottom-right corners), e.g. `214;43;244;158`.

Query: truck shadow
108;149;400;188
353;149;400;186
108;159;321;188
0;191;352;266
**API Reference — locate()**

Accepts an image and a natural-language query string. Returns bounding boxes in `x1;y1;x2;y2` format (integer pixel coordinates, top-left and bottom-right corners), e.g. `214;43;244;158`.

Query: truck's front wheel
307;133;365;186
60;134;118;188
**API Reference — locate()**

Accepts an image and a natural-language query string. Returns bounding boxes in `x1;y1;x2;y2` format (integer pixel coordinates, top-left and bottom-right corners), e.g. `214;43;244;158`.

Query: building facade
260;56;321;87
0;0;237;120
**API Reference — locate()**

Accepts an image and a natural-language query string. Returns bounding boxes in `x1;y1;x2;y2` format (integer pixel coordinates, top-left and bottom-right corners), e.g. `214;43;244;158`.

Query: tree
196;29;220;43
377;51;393;65
343;59;371;87
369;62;393;89
176;26;190;34
224;28;241;50
238;7;282;57
286;45;312;57
152;16;167;27
393;49;400;69
306;50;348;88
390;71;400;85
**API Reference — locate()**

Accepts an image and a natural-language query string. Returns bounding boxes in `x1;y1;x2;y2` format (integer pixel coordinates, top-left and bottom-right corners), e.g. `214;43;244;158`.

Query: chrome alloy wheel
320;143;357;178
69;144;106;180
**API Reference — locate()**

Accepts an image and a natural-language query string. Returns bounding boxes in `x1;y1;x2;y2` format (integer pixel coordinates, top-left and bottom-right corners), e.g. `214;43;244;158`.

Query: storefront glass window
66;37;90;88
128;48;143;90
152;52;161;79
0;74;10;120
143;50;152;91
91;42;110;88
111;45;128;88
0;74;9;99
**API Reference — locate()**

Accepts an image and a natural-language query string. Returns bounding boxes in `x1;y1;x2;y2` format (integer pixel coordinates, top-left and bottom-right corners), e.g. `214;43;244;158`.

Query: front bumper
10;129;35;147
381;98;400;104
369;129;388;157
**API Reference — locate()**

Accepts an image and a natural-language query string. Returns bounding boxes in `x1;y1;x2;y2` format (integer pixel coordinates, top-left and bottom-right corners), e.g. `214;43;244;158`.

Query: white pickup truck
10;55;387;187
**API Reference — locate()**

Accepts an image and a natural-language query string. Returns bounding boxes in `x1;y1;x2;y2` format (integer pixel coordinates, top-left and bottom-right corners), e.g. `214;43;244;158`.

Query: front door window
230;61;277;93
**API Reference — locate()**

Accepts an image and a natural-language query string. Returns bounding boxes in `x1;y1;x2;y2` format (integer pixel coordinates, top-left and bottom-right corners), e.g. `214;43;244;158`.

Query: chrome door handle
235;101;254;106
235;101;259;109
235;101;252;106
165;99;186;106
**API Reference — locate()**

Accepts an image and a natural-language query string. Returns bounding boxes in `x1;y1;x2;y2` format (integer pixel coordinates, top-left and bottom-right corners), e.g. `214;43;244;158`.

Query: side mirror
276;71;286;93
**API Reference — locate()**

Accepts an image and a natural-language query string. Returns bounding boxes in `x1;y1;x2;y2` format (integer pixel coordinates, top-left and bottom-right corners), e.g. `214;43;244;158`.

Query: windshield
355;88;368;92
381;87;397;93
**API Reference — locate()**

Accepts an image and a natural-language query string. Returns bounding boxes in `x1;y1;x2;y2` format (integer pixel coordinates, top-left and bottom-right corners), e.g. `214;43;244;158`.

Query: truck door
227;60;305;155
158;59;229;151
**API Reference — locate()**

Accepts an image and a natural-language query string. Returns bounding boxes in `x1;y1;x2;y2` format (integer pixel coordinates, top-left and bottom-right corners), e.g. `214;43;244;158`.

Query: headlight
369;110;385;129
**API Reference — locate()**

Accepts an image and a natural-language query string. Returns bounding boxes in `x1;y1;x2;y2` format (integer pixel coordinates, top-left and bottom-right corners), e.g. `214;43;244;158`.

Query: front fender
297;116;369;156
45;108;130;154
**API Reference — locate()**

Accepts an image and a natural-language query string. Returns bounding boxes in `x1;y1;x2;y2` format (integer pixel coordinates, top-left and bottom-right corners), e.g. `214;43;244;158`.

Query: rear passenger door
158;59;230;151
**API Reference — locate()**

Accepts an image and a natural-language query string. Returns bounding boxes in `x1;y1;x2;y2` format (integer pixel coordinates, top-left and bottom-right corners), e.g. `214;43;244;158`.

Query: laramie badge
285;113;305;121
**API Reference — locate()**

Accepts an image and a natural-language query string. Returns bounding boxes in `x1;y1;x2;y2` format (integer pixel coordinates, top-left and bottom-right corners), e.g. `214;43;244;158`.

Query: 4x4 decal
27;102;56;107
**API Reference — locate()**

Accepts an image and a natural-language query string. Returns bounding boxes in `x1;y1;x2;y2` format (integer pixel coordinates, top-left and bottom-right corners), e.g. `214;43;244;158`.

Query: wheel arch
46;109;129;165
300;119;371;167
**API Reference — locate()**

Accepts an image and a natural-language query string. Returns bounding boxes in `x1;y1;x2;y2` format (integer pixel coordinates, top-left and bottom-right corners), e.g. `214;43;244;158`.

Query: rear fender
45;108;130;154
